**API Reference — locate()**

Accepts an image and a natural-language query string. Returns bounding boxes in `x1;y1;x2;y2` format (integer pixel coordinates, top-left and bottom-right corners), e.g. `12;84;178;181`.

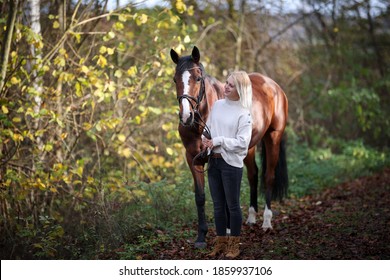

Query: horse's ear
170;49;180;64
191;46;200;63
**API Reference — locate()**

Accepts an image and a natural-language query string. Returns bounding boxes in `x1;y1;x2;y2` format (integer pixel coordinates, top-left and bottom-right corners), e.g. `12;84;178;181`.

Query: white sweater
205;99;252;168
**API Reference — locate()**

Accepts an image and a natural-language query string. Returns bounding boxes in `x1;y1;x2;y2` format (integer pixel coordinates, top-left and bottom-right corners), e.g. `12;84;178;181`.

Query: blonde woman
202;71;252;258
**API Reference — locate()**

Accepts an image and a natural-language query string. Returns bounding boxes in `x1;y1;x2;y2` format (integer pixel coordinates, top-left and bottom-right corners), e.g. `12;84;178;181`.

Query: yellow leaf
119;14;127;22
81;65;89;74
97;55;107;68
114;70;122;78
117;134;126;142
12;133;24;142
170;16;178;24
36;178;46;189
1;105;9;114
127;66;137;77
162;123;171;131
187;5;194;16
107;48;114;55
184;35;191;43
175;0;186;13
132;116;141;125
136;14;148;25
166;147;174;156
75;82;82;97
59;48;67;56
82;122;92;131
122;148;131;158
107;81;116;92
99;46;107;54
108;31;115;39
10;77;19;85
44;143;53;152
87;177;94;184
114;22;124;30
53;21;60;29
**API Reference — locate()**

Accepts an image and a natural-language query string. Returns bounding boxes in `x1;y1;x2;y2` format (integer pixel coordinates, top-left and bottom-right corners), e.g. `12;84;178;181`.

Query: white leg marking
262;205;273;230
181;71;191;123
246;206;257;225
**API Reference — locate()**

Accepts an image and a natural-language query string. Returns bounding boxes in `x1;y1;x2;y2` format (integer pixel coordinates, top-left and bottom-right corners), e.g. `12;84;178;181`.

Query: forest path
142;168;390;260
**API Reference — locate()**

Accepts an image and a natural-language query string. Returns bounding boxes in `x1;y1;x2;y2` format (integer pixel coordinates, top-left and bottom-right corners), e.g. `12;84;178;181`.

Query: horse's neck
200;76;224;119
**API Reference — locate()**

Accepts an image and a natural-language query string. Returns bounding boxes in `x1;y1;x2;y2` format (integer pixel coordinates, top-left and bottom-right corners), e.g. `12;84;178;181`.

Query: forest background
0;0;389;259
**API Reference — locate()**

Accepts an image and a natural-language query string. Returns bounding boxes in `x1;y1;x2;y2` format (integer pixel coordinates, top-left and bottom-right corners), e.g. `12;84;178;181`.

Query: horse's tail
260;136;289;201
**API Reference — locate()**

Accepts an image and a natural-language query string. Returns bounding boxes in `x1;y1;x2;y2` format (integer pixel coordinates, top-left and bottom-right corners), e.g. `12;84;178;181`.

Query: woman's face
224;76;240;101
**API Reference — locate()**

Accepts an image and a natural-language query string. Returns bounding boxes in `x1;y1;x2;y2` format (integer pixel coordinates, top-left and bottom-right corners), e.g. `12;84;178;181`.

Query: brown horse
170;46;288;248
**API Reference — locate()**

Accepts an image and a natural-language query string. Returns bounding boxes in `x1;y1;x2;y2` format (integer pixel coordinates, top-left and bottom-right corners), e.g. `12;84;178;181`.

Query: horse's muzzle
179;111;194;126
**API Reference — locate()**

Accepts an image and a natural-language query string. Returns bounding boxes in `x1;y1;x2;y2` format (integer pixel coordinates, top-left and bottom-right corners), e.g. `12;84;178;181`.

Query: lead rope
192;113;213;174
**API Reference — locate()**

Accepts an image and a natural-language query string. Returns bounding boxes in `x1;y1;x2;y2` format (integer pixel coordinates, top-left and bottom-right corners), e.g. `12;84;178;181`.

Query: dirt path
150;168;390;259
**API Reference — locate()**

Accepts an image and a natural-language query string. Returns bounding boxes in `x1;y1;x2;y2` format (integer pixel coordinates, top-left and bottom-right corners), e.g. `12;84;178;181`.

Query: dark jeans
208;158;243;236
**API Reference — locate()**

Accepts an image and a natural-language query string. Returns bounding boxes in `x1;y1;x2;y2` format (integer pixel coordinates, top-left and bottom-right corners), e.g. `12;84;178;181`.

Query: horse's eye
173;77;177;83
196;77;202;82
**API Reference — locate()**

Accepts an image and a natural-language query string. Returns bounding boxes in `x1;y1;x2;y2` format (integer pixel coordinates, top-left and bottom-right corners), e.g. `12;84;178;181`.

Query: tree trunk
28;0;43;120
0;0;19;93
365;0;385;78
235;0;246;71
54;0;67;164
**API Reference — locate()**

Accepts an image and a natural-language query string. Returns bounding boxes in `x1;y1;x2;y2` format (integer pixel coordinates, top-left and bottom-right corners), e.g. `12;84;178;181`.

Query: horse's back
248;73;288;145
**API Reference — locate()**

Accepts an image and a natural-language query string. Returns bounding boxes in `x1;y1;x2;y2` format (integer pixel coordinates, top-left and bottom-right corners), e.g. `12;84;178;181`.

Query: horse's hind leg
244;146;258;225
262;131;283;231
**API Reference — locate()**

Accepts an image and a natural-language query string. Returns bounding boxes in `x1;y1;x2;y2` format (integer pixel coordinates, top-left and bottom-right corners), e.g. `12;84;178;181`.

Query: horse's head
170;46;206;126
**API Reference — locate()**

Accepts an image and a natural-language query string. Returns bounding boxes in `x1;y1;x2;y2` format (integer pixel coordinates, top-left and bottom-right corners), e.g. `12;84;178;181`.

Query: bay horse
170;46;288;248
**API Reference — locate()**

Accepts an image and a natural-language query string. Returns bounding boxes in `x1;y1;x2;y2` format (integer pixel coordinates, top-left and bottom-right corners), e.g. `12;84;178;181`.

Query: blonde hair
229;71;252;109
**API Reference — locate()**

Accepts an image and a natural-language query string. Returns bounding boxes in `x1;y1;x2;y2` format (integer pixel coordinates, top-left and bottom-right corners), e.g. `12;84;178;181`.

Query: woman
202;71;252;258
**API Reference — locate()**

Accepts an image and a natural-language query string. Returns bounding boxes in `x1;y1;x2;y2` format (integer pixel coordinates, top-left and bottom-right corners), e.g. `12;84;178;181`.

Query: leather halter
176;67;206;112
175;66;211;172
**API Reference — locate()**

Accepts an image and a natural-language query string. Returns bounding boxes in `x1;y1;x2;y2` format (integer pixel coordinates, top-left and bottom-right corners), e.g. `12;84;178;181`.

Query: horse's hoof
194;242;207;249
262;227;272;233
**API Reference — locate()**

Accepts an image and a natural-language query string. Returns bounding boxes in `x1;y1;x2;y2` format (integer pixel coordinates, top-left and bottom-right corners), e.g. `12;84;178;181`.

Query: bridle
175;66;211;173
176;66;209;134
176;67;206;113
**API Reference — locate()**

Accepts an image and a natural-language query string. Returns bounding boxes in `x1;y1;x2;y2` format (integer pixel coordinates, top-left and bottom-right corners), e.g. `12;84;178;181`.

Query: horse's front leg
188;157;208;249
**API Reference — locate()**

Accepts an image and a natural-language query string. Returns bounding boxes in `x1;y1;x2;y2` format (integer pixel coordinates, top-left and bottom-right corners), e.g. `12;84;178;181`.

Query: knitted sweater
205;99;252;168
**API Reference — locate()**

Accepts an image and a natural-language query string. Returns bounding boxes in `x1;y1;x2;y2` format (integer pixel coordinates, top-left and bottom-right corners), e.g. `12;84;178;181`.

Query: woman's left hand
202;138;213;151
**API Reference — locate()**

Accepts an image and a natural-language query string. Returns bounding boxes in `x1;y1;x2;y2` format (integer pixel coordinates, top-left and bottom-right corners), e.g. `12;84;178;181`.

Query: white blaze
181;70;191;123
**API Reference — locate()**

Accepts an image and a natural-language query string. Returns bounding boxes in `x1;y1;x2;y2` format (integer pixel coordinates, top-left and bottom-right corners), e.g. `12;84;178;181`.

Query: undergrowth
1;139;388;259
